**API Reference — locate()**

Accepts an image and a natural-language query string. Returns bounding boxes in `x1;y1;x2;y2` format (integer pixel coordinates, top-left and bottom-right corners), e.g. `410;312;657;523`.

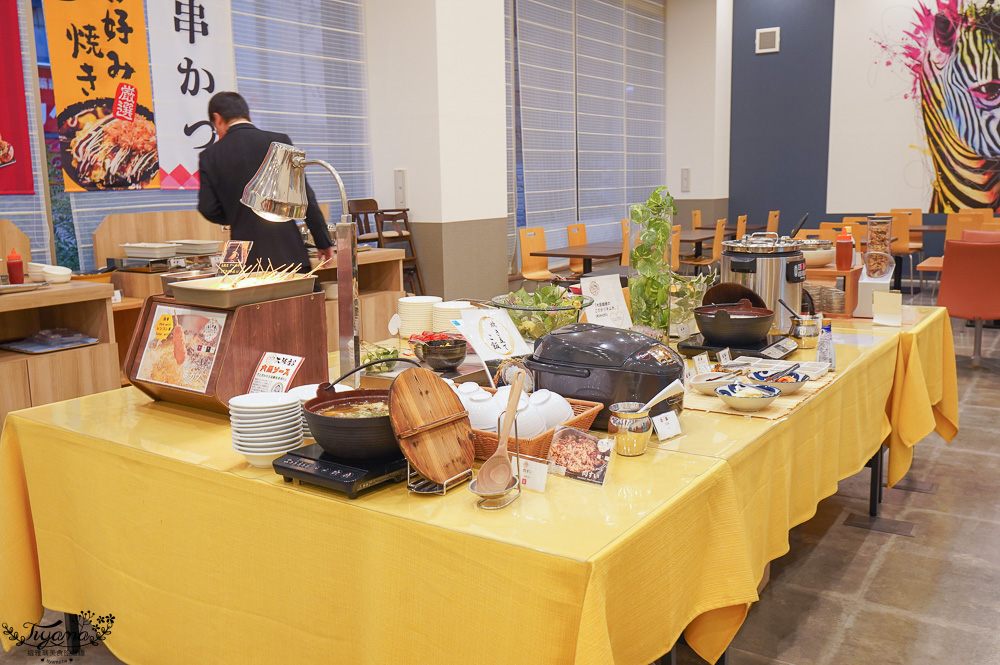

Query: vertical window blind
66;0;373;270
510;0;665;267
7;1;52;263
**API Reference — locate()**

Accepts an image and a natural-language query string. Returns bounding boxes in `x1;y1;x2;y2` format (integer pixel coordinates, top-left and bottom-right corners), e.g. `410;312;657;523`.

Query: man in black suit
198;92;334;269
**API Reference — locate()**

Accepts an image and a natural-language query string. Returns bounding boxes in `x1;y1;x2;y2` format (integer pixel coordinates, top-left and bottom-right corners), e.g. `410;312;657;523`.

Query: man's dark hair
208;92;250;123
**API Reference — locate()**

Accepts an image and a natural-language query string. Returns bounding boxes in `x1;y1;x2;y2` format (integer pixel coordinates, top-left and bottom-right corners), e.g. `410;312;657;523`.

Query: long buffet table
0;307;958;665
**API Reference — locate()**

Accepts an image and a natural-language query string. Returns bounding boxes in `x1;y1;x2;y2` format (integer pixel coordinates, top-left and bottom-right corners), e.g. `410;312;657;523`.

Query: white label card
111;289;123;304
652;411;682;441
676;321;692;340
872;290;903;327
168;257;186;269
510;455;548;492
248;352;304;393
683;365;696;387
693;352;712;375
718;348;732;364
579;275;631;329
459;309;532;363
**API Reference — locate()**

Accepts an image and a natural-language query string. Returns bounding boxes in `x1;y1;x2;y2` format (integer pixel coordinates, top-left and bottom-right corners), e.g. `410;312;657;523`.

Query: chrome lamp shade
240;142;309;222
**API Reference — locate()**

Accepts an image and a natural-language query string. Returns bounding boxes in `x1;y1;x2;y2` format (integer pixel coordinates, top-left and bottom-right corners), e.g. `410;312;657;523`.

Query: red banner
0;0;35;195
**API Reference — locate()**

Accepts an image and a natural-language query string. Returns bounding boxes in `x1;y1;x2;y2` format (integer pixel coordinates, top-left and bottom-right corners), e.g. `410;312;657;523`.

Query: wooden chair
691;210;702;229
620;219;630;268
983;221;1000;232
820;220;868;247
916;212;984;295
795;228;836;241
958;208;995;227
350;198;425;295
937;239;1000;370
669;225;680;272
567;222;587;276
519;227;572;285
679;219;725;275
374;210;425;295
891;208;925;258
736;215;747;240
767;210;779;235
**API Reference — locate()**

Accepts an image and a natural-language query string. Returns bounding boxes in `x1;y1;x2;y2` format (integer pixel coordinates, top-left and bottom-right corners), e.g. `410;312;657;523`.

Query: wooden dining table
530;241;623;274
912;225;947;233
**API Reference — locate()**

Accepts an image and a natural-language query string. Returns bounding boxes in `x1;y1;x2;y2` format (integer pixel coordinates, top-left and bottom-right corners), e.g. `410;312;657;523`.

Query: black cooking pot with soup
524;323;684;429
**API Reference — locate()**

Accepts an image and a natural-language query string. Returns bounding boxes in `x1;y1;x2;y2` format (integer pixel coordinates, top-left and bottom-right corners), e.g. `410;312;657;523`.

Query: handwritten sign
458;309;531;363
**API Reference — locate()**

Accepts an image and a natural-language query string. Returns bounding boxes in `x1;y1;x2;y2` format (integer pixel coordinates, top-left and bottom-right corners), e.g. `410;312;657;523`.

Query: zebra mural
905;0;1000;212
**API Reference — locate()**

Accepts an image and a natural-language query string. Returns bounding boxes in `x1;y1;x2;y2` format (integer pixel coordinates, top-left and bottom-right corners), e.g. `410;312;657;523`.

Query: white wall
664;0;732;201
365;0;506;224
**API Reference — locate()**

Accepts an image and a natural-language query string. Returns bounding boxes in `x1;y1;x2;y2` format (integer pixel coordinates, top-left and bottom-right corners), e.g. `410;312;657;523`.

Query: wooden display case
124;293;328;413
0;282;119;423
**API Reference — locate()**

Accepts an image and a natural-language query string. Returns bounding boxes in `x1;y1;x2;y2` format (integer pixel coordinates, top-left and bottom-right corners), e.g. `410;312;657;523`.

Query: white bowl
286;383;325;402
714;383;780;412
42;266;72;283
510;402;547;438
466;391;503;432
802;248;835;267
229;392;300;409
235;447;300;468
691;372;740;396
529;389;574;429
747;370;808;395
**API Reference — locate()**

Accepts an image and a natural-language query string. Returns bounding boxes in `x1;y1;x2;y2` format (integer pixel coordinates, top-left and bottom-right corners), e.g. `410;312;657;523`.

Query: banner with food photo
147;0;236;189
0;0;35;195
135;304;227;393
43;0;160;191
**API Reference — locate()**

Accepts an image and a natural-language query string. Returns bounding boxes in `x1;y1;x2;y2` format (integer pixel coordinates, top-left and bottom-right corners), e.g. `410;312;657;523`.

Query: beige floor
2;292;998;665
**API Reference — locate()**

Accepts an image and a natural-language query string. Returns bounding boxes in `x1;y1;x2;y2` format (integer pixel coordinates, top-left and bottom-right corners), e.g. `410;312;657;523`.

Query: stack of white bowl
229;392;303;468
26;263;48;282
286;383;349;439
432;301;477;333
42;266;72;284
454;384;574;436
398;295;442;337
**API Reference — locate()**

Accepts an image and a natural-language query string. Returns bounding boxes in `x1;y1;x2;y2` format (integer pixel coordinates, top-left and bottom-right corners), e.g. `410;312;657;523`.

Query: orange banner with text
43;0;160;192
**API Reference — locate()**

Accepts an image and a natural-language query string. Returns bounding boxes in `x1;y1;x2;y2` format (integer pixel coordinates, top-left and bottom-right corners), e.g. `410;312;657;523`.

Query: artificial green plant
628;186;677;334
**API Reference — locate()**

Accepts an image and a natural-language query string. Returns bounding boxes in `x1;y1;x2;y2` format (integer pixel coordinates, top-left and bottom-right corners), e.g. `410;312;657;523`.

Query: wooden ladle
475;369;526;494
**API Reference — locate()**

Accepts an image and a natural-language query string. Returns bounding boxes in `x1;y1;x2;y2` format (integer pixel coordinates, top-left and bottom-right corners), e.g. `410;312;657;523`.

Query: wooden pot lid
388;368;475;485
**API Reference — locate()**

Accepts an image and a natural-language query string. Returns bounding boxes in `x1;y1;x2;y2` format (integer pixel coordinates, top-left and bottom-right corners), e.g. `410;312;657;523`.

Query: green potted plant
628;186;675;340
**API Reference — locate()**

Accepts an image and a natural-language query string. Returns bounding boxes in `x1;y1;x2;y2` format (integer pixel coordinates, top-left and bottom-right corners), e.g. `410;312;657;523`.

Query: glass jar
864;215;893;278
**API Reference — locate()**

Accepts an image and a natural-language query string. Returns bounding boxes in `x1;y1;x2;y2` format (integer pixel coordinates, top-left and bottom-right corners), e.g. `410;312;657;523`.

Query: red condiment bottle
835;226;854;271
5;248;23;284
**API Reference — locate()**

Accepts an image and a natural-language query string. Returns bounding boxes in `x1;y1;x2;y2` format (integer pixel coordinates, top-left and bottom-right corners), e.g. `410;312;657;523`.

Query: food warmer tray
106;254;220;273
170;274;316;308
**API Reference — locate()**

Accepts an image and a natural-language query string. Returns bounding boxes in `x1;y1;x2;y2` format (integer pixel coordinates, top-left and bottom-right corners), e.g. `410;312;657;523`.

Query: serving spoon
639;379;685;413
475;369;526;494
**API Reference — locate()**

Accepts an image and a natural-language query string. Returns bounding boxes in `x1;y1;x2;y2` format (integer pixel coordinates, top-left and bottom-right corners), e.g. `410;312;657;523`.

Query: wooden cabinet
0;282;120;419
314;248;406;348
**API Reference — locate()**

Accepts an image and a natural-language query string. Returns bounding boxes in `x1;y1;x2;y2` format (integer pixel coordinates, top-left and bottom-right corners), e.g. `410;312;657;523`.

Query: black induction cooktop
676;334;798;360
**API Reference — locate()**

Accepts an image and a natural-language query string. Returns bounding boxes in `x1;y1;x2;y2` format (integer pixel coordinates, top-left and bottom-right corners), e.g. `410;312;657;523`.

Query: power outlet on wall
393;168;407;208
681;167;691;193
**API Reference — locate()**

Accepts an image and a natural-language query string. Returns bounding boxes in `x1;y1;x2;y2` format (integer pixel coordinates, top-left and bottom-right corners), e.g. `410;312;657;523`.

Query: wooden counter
0;281;119;421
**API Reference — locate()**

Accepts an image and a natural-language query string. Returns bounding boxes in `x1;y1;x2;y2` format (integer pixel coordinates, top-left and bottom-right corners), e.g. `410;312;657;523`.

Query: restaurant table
912;225;947;232
0;308;958;665
530;241;622;274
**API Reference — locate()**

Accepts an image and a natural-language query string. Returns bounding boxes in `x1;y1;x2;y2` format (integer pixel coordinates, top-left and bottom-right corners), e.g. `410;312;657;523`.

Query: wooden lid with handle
388;368;475;484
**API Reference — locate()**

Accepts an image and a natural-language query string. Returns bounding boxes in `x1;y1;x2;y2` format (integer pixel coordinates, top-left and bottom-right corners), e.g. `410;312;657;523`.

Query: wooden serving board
388;367;475;485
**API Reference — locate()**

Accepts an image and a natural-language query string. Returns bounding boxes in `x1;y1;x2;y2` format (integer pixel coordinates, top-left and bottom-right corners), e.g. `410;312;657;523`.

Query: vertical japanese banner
0;0;35;195
147;0;236;189
43;0;159;191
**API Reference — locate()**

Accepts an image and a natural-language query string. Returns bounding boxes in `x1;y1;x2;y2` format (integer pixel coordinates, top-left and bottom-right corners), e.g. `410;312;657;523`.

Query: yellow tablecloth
0;308;958;665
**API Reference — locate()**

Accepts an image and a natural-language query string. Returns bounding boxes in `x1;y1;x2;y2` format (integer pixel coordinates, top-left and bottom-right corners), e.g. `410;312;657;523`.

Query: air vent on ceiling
756;27;780;54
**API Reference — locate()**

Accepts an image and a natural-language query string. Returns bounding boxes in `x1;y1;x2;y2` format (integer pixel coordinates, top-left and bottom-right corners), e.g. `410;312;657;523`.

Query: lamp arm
299;157;360;387
301;158;350;222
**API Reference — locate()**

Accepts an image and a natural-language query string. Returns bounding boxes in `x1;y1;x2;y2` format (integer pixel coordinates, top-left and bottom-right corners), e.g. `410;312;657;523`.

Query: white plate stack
432;301;476;333
120;243;181;259
229;392;303;468
398;295;442;337
286;383;350;439
169;239;222;255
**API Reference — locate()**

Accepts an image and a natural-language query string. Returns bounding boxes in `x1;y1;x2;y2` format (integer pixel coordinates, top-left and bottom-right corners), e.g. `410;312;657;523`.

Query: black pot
694;299;774;346
303;389;399;459
413;339;468;371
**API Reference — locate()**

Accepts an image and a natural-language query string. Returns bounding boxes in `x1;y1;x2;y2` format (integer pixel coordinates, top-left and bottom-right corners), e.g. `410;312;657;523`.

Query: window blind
511;0;665;260
6;0;53;263
66;0;373;270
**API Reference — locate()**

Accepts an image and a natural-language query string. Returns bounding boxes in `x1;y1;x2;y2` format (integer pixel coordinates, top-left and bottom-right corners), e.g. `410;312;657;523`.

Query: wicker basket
471;389;603;460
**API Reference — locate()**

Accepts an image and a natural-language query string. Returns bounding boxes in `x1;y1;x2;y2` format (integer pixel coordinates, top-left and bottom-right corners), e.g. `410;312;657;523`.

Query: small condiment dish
714;383;780;412
748;370;808;395
690;372;739;395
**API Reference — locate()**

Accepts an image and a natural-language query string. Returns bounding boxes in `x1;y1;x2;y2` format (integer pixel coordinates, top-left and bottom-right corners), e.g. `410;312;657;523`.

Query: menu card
580;275;632;329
